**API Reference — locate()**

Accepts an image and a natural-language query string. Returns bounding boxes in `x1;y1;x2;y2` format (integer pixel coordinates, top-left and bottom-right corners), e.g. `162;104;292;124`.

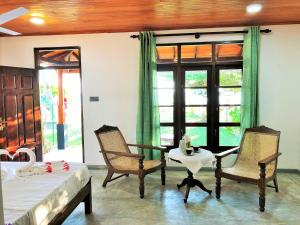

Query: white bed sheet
1;162;91;225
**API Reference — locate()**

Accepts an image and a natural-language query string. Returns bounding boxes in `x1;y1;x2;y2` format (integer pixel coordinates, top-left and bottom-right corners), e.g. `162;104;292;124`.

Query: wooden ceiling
38;49;79;67
1;1;300;36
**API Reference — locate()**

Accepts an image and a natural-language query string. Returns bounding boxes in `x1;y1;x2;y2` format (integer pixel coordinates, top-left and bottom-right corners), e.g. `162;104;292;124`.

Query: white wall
1;25;300;169
260;25;300;169
0;33;139;165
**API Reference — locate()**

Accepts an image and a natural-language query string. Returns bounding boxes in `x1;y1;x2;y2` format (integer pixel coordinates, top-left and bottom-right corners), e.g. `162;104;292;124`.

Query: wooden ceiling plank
0;1;299;36
47;50;70;61
40;56;79;66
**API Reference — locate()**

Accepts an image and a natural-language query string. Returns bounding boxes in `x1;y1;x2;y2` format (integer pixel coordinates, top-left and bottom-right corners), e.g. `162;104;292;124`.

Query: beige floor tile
63;170;300;225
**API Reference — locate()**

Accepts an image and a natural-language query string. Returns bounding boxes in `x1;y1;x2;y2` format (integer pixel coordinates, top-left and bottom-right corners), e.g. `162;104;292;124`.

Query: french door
158;66;211;150
181;67;210;149
157;65;242;152
215;65;242;151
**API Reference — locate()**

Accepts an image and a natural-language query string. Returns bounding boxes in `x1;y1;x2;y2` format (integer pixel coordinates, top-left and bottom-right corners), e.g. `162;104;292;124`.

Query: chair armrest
99;150;144;159
258;152;282;166
127;144;167;152
215;146;240;159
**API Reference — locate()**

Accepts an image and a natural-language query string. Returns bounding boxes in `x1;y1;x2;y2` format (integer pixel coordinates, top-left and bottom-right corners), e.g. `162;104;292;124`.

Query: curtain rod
130;29;271;39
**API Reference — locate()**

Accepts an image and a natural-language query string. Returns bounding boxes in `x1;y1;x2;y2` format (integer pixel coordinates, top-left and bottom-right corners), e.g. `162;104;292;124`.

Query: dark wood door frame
157;41;243;153
34;46;85;162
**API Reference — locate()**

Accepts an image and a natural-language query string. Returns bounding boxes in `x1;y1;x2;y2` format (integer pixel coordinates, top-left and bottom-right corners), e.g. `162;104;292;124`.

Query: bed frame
0;145;92;224
49;178;92;225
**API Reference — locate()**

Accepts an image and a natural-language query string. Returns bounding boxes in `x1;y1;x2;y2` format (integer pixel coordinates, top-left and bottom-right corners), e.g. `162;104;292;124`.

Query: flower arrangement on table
179;134;192;155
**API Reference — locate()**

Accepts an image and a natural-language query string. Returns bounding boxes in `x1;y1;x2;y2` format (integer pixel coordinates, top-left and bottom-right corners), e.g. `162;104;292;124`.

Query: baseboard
87;165;106;170
277;169;300;174
87;165;300;174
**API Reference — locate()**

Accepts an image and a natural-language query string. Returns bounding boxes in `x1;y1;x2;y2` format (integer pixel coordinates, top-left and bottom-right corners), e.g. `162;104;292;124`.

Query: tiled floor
63;170;300;225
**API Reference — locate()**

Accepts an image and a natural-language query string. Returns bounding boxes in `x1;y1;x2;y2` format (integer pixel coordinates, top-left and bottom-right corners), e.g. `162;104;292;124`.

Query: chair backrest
237;126;280;175
94;125;130;166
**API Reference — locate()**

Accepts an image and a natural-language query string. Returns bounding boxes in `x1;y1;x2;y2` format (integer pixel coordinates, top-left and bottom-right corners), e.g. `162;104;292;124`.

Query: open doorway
34;47;84;162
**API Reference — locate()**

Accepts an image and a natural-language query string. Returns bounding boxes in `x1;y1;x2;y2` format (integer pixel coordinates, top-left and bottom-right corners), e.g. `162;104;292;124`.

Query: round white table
168;148;215;203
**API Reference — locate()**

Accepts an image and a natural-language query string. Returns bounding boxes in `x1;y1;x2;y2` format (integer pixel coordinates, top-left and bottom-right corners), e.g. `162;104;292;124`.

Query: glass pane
185;70;207;87
160;126;174;146
185;107;207;123
38;49;80;67
219;127;241;146
158;89;174;105
156;46;178;64
185;88;207;105
216;44;243;61
219;106;240;123
157;71;174;88
159;107;173;123
181;44;212;63
186;127;207;146
219;69;242;86
219;88;241;105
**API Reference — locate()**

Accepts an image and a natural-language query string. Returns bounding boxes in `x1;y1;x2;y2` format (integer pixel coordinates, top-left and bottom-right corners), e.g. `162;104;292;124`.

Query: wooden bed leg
84;180;92;214
50;178;93;225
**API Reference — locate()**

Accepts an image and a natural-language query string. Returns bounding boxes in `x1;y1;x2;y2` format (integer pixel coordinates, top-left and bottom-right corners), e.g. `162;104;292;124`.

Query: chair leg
215;158;222;199
161;167;166;185
102;169;114;187
259;165;266;212
139;174;145;199
216;176;221;199
273;176;279;192
259;183;266;212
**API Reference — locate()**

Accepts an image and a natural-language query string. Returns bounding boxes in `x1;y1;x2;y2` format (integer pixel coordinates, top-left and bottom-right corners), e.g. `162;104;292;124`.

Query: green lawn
161;126;241;147
44;126;82;149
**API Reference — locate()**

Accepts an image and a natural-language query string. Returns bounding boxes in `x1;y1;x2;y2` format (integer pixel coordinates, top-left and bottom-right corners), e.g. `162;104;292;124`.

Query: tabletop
168;148;215;174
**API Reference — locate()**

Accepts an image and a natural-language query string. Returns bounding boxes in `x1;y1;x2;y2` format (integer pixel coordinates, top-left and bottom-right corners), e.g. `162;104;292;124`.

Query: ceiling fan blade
0;27;21;35
0;7;28;25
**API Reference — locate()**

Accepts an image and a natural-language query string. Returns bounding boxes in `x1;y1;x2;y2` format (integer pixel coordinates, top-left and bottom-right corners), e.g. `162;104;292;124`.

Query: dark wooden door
0;66;42;161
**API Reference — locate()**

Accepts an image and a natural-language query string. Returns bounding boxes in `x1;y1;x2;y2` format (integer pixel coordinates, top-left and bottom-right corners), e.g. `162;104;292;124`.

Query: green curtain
241;26;260;132
136;31;161;160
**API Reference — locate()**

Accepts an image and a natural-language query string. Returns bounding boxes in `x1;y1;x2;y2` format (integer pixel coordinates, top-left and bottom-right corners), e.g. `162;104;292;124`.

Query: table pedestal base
177;169;212;203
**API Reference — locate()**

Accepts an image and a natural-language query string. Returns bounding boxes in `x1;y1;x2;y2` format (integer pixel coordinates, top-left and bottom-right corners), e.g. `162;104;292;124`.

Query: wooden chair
94;125;166;198
215;126;281;212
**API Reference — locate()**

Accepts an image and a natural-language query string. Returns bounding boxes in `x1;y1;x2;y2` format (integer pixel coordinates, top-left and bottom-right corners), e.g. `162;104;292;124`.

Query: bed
1;162;92;225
